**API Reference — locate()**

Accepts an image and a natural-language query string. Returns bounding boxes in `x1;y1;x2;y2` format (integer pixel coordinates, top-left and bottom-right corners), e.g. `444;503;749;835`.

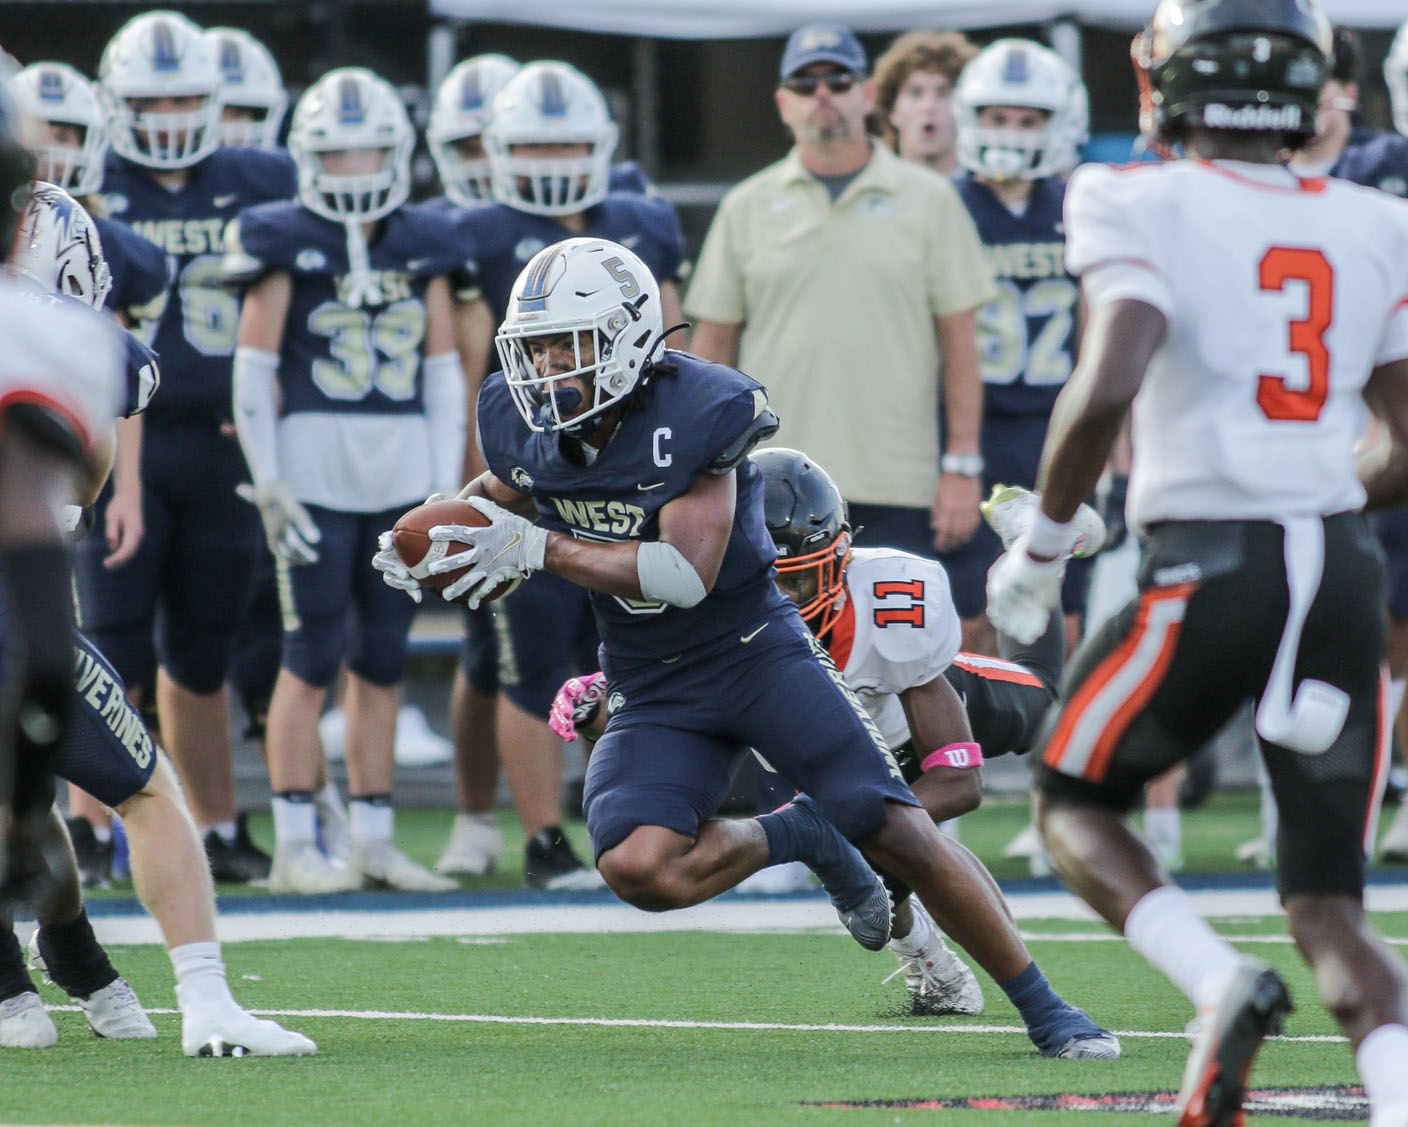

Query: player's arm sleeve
116;230;171;328
422;350;467;496
1064;165;1174;316
683;192;746;324
232;346;280;485
121;331;160;417
703;384;780;474
927;180;998;315
643;197;688;284
869;563;962;694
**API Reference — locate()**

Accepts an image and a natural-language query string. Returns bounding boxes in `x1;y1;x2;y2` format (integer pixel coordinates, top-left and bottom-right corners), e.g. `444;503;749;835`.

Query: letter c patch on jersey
652;427;672;467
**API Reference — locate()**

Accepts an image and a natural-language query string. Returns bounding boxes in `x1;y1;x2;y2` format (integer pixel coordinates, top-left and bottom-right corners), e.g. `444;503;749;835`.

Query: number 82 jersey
1065;160;1408;532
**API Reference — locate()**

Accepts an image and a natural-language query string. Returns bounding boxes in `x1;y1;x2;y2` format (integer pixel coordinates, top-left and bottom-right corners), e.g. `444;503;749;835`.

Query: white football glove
237;481;321;566
371;530;422;604
985;542;1067;645
427;497;548;604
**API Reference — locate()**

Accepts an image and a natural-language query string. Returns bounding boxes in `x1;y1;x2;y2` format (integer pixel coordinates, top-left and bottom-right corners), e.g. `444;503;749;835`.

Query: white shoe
1235;835;1273;868
435;813;501;876
317;708;346;762
1380;802;1408;863
0;992;57;1048
269;842;360;894
179;992;317;1057
393;705;453;767
733;860;815;895
348;838;457;892
887;936;985;1016
981;484;1107;559
1003;823;1041;859
78;977;156;1039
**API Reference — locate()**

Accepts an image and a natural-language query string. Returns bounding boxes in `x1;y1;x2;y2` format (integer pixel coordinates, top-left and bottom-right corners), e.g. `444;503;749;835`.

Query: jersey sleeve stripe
0;386;95;452
1042;582;1196;782
950;654;1044;687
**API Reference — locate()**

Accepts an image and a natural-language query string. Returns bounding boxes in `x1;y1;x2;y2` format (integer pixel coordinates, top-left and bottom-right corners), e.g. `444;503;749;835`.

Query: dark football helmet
1132;0;1332;149
753;447;851;637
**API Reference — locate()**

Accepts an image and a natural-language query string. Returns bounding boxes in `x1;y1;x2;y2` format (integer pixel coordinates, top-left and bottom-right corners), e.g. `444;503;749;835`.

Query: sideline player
87;12;294;882
940;38;1090;656
226;68;465;894
438;61;687;889
986;2;1408;1123
377;237;1116;1058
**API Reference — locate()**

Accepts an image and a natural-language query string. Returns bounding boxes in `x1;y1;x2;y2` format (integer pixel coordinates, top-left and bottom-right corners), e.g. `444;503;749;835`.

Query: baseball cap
780;24;868;81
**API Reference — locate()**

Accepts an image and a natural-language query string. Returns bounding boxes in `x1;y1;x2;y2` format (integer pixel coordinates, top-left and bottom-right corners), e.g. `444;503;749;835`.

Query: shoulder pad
707;404;779;475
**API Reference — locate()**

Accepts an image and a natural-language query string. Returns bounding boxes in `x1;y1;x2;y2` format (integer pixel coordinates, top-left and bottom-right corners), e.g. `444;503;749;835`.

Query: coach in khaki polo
689;23;996;558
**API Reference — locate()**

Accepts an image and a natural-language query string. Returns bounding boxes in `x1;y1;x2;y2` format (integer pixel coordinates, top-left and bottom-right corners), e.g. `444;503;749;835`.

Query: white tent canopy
428;0;1405;37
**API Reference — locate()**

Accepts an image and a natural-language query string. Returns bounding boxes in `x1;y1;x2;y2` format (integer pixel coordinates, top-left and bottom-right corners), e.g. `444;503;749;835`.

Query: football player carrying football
986;1;1408;1122
375;237;1117;1058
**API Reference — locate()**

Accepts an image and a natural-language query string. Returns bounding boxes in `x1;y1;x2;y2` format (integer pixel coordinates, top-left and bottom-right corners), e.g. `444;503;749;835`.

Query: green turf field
11;790;1407;1125
5;914;1402;1126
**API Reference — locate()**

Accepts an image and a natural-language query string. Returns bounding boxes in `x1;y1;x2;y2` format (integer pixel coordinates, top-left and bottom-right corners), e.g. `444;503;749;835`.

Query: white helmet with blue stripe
483;61;618;216
206;27;287;150
428;54;520;206
496;238;663;433
14;63;108;196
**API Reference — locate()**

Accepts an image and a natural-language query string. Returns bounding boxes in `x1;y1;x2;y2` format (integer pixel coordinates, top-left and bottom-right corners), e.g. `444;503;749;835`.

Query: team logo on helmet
337;75;366;125
37;68;66;103
537;70;568;117
218;38;245;84
150;19;181;73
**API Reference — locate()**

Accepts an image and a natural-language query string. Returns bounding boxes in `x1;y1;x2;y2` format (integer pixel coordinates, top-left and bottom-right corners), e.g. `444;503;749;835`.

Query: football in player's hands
391;498;518;603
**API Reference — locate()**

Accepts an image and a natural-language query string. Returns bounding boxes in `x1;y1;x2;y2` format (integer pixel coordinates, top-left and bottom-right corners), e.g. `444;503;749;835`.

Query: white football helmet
13;182;112;309
99;10;223;170
288;68;413;224
1387;21;1408;137
14;63;107;197
428;54;520;206
483;62;619;216
496;238;663;434
955;39;1089;180
206;28;287;149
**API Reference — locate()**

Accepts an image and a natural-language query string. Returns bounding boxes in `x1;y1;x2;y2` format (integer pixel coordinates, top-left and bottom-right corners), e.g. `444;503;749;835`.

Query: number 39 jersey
957;174;1076;417
1066;160;1408;532
825;547;961;749
224;200;472;511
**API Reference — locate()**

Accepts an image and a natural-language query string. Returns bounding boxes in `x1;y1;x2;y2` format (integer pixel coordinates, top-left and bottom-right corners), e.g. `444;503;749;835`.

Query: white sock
349;799;393;842
169;941;235;1012
271;796;317;845
316;779;345;815
1124;886;1244;1011
1145;807;1181;850
1359;1024;1408;1125
890;901;937;957
458;811;496;829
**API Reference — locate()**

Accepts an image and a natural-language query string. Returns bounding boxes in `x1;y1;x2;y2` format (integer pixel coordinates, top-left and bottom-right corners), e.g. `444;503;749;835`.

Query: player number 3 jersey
1065;159;1408;531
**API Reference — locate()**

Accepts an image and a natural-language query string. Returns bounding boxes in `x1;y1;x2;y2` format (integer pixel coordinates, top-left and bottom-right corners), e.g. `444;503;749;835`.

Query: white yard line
42;1004;1348;1044
74;883;1408;947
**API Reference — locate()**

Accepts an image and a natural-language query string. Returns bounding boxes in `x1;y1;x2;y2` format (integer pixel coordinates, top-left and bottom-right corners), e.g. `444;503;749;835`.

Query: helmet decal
150;20;181;74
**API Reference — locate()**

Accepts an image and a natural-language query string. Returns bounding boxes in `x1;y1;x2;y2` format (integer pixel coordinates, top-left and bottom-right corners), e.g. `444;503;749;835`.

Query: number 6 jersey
1065;159;1408;532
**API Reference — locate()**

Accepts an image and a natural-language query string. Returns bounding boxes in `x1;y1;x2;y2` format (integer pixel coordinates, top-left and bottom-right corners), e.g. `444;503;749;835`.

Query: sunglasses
781;72;861;96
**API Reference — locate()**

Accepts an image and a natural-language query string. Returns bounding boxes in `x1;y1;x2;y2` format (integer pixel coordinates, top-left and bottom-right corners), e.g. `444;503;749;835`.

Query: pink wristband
920;742;983;772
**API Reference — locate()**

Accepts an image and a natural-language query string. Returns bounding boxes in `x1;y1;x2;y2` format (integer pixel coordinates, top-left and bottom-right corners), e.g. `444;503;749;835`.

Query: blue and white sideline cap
780;24;867;80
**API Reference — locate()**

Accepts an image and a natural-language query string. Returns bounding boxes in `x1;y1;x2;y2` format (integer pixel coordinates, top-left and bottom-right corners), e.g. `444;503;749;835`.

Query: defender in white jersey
986;4;1408;1126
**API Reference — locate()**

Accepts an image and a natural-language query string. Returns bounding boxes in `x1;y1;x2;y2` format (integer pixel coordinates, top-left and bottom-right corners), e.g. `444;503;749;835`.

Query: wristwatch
940;452;985;478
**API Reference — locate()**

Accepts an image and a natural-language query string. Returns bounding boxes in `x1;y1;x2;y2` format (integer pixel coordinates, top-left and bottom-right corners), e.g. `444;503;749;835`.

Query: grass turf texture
7;914;1406;1125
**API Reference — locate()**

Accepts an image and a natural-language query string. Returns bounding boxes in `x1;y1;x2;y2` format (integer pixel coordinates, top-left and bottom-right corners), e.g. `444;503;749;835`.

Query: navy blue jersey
1332;127;1408;198
457;193;686;323
92;214;170;326
225;200;467;419
120;330;160;417
100;147;295;422
609;161;651;196
477;350;786;665
956;174;1077;418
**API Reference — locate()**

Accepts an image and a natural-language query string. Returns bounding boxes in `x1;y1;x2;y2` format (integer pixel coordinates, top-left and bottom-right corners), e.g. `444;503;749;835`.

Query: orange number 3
1256;246;1333;423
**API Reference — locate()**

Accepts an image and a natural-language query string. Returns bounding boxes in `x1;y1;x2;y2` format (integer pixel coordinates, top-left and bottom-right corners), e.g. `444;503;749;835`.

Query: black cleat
65;817;113;889
524;827;605;891
204;815;271;884
786;795;891;951
1176;960;1293;1127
